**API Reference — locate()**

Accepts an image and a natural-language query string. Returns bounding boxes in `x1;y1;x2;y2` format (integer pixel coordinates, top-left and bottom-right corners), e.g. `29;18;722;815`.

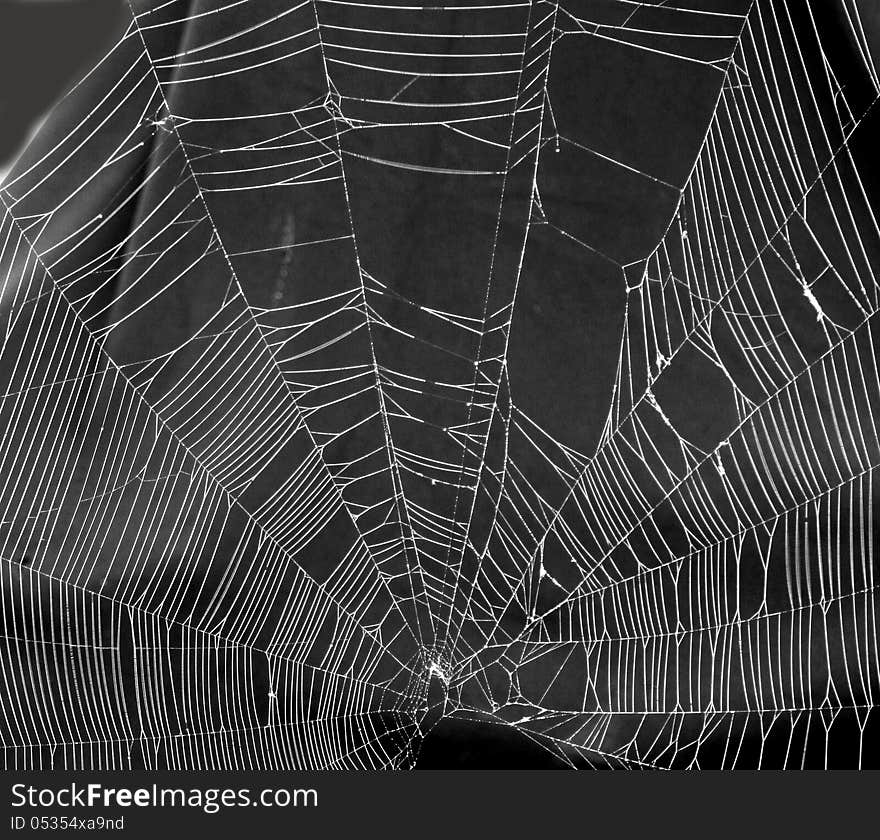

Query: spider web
0;0;878;769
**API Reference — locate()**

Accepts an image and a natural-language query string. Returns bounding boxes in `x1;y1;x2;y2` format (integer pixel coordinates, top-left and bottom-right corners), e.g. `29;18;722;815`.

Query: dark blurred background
0;0;128;177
